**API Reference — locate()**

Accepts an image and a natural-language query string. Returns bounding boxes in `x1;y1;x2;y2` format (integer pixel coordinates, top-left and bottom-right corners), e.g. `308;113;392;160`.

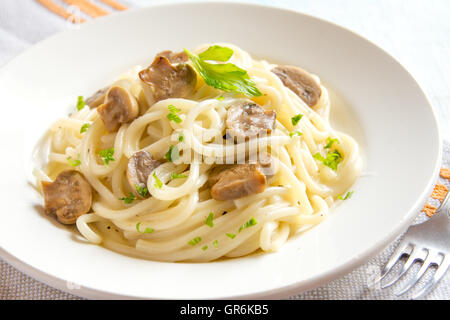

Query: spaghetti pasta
34;43;362;262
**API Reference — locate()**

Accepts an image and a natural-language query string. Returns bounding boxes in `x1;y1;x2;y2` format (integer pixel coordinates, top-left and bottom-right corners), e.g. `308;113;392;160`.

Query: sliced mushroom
225;100;276;139
97;83;139;132
126;151;163;198
41;170;92;225
85;86;110;108
272;65;321;107
157;50;189;64
138;55;197;107
209;164;267;201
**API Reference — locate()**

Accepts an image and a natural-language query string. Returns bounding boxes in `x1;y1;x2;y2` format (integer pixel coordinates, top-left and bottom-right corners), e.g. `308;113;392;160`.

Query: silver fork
376;191;450;299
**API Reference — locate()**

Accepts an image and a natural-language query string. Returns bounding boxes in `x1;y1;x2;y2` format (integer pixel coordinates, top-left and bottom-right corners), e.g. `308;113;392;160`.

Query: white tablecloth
1;0;449;300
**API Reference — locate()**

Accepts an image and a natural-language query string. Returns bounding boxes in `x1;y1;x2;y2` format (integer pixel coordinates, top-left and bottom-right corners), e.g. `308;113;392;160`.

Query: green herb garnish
238;217;258;232
188;237;202;246
338;191;354;200
80;123;91;133
313;150;342;171
76;96;85;111
136;222;154;234
205;212;214;228
226;233;236;239
119;192;136;204
153;172;163;189
324;137;340;149
216;96;225;101
213;240;219;248
184;46;262;97
202;245;208;251
135;184;148;197
167;105;182;123
171;172;187;180
291;114;303;126
289;131;303;137
178;132;184;142
67;156;81;167
99;148;114;166
164;145;179;162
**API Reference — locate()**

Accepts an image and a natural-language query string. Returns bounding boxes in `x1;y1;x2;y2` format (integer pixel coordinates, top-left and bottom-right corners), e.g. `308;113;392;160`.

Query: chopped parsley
164;145;179;162
238;217;258;232
324;137;340;149
291;114;303;126
67;156;81;167
167;105;182;123
313;150;342;171
338;191;354;200
80;123;91;133
119;192;136;204
76;96;85;111
188;237;202;246
135;184;148;197
178;132;184;142
216;96;225;101
99;148;114;166
184;46;262;97
202;245;208;251
213;240;219;248
153;172;163;189
205;212;214;228
171;172;188;180
226;233;236;239
289;131;303;137
136;222;154;234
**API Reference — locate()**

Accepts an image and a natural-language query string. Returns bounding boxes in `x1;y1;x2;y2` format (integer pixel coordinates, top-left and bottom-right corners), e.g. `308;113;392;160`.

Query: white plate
0;2;441;299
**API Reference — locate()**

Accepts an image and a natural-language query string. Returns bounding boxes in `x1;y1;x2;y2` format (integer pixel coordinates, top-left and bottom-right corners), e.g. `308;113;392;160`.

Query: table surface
0;0;449;300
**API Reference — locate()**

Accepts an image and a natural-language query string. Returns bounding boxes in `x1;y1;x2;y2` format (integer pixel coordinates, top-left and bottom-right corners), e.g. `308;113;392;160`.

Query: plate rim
0;1;443;299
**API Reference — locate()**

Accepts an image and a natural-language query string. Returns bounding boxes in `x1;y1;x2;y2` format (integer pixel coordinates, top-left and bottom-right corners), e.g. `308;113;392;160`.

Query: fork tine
381;245;427;289
413;254;450;300
395;250;433;296
373;242;411;284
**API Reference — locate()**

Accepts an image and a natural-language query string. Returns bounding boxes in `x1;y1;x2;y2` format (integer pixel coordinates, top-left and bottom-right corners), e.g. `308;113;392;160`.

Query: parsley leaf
167;105;182;123
119;192;136;204
135;184;148;197
324;137;340;149
205;212;214;228
67;156;81;167
153;172;163;189
213;240;219;248
238;217;258;232
136;222;154;234
313;150;342;171
291;114;303;126
76;96;85;111
202;245;208;251
80;123;91;133
188;237;202;246
338;191;354;200
171;172;187;179
178;132;184;142
164;145;179;162
99;148;114;166
198;45;233;62
289;131;303;137
226;233;236;239
184;47;262;97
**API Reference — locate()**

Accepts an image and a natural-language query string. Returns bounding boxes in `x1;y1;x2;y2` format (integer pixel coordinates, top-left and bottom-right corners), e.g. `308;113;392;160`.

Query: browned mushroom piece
138;55;197;107
157;50;189;64
225;100;276;140
209;164;267;201
41;170;92;225
97;84;139;132
126;150;163;198
85;86;110;108
272;65;322;107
